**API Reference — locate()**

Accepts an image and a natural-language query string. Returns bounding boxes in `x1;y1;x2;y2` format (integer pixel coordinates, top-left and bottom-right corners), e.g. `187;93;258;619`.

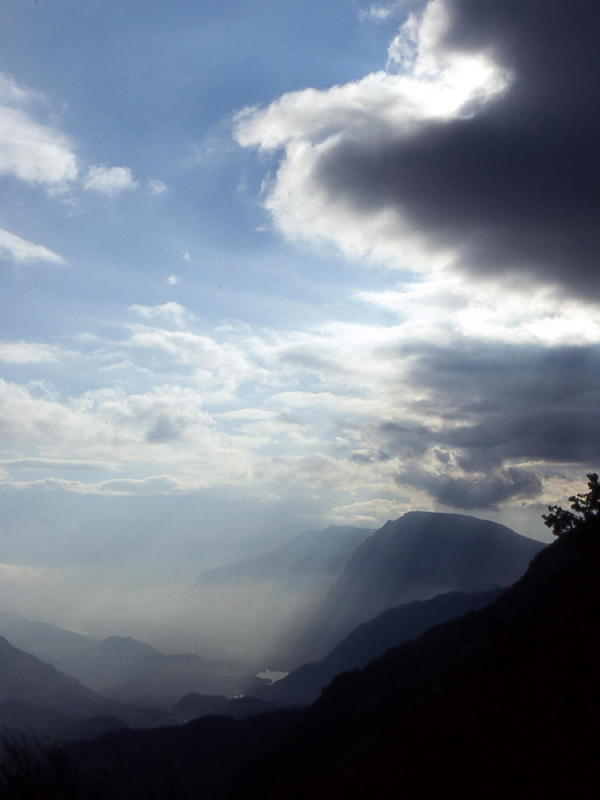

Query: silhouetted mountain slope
291;511;545;664
173;692;278;723
236;526;600;799
61;708;305;799
6;525;595;799
0;700;127;745
0;636;172;730
0;635;117;719
264;588;504;706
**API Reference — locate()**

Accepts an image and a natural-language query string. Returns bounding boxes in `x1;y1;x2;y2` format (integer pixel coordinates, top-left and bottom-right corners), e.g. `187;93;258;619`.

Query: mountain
187;525;374;663
236;525;600;799
263;588;504;706
290;511;545;664
0;700;128;745
14;522;598;799
0;635;177;732
193;525;374;586
0;635;118;718
84;636;265;706
172;692;278;723
60;709;305;799
0;613;261;705
0;611;100;664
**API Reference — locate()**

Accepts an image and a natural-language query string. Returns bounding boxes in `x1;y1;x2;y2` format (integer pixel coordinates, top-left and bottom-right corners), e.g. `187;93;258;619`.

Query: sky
1;0;599;630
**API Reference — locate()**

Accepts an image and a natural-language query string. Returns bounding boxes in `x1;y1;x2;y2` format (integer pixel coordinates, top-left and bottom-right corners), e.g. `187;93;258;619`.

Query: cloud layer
237;0;600;298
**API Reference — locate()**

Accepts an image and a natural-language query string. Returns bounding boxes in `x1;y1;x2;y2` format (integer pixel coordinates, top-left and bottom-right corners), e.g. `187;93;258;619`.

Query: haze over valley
1;0;599;796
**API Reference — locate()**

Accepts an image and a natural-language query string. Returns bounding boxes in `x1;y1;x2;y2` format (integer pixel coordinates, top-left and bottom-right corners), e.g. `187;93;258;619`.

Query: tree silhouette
542;472;600;536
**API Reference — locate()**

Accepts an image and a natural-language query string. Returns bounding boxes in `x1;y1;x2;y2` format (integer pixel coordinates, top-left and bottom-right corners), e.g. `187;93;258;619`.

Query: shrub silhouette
542;472;600;536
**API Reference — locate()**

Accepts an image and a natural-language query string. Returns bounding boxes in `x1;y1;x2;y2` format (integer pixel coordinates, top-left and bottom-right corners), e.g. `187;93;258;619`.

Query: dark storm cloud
407;343;600;409
318;0;600;297
396;465;542;510
377;340;600;508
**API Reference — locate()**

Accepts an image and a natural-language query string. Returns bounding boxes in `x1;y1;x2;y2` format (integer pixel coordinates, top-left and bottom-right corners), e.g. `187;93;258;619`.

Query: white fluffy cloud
0;228;66;266
235;0;510;271
0;73;78;187
356;277;600;347
84;164;138;196
0;286;595;518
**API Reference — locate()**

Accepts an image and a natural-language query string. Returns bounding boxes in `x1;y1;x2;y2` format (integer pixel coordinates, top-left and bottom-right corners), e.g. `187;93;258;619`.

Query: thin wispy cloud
146;178;168;195
0;341;64;363
129;302;194;327
0;228;66;266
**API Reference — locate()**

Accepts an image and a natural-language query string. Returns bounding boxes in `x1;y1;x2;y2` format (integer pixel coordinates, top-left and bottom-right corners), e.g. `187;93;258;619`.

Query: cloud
128;327;253;400
359;4;403;22
166;274;179;285
0;562;43;582
146;179;168;195
0;228;67;266
237;0;600;299
129;302;194;327
3;458;112;471
368;336;600;509
86;476;183;495
397;465;542;510
0;73;78;186
0;289;596;517
356;278;600;347
84;164;138;196
0;341;64;363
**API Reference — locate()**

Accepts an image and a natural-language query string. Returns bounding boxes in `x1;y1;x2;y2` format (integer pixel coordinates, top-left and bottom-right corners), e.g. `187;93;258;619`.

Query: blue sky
1;0;599;630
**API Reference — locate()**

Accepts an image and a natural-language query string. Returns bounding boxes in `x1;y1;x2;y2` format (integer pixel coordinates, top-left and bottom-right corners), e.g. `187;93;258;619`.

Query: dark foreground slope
291;511;544;663
235;526;600;799
264;588;504;706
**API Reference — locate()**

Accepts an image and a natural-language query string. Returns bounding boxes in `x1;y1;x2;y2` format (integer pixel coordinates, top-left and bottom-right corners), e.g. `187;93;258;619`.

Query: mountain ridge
235;524;599;798
290;511;545;664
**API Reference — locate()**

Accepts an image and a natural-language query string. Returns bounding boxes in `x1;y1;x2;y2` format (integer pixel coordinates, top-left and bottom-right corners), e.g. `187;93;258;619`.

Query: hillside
291;511;545;664
237;524;600;798
0;636;173;731
264;587;504;706
3;516;596;799
0;635;118;719
0;613;261;705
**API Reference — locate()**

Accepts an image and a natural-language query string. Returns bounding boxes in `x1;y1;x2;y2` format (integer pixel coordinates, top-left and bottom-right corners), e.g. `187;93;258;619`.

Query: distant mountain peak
289;511;545;665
